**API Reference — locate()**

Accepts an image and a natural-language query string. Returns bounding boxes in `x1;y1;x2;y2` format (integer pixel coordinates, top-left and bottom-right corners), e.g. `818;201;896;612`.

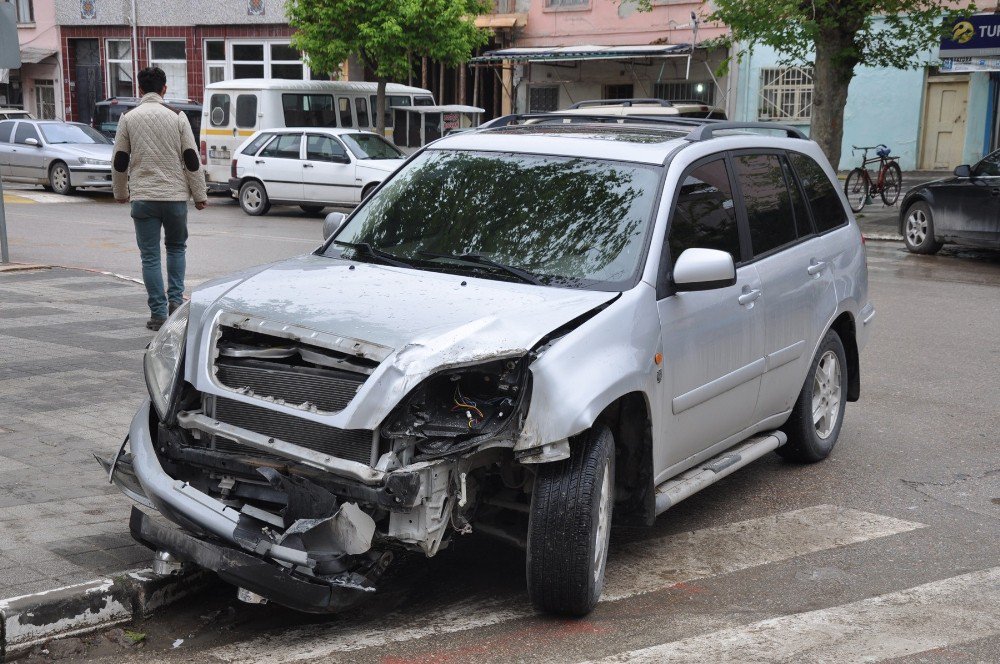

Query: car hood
192;254;616;373
356;158;405;173
48;143;113;160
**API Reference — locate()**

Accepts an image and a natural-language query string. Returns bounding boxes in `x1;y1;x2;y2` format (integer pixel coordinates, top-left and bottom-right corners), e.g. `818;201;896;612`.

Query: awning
475;14;525;29
470;44;692;64
19;47;57;64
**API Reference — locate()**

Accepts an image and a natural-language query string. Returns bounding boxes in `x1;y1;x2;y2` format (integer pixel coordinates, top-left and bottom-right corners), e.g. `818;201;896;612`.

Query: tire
49;162;75;196
902;201;943;254
239;180;270;216
844;168;868;213
299;205;325;215
880;162;902;206
778;330;848;463
527;425;615;616
361;183;378;201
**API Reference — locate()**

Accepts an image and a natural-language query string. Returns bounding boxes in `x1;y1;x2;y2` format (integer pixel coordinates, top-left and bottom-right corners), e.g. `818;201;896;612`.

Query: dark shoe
146;317;166;331
168;300;183;315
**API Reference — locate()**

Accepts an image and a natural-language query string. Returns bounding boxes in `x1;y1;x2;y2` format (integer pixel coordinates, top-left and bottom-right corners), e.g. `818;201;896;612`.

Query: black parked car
899;150;1000;254
92;97;202;139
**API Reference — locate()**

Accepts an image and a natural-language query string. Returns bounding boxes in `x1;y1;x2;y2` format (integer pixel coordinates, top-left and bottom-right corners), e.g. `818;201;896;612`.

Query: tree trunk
810;34;858;170
375;76;387;136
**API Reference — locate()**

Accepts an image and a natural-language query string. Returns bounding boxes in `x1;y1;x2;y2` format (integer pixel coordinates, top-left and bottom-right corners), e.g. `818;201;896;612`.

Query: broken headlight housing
381;357;529;457
144;301;189;421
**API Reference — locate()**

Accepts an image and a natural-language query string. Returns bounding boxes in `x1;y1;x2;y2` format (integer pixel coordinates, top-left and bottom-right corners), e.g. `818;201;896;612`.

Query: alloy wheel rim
906;210;927;245
812;350;842;439
243;187;261;210
593;459;612;584
53;166;67;190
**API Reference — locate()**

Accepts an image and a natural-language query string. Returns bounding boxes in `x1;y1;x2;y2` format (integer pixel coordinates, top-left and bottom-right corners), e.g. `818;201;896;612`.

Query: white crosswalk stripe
589;566;1000;664
203;505;924;664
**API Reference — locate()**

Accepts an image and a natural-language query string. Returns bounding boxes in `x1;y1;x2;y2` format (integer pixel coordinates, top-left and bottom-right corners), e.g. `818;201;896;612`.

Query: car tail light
231;159;237;178
200;140;207;165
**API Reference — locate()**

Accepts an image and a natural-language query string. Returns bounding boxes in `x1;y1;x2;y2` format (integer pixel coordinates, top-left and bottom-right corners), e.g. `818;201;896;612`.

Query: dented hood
196;254;616;367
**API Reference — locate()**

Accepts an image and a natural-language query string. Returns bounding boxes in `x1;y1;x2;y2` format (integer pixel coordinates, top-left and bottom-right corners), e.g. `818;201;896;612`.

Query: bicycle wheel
844;168;868;213
880;161;902;206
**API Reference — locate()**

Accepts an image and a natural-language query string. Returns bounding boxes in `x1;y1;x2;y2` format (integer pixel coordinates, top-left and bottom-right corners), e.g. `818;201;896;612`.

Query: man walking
112;66;208;331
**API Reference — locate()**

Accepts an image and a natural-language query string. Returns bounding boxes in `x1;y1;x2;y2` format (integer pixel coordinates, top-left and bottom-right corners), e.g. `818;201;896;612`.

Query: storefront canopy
19;48;58;64
470;44;693;64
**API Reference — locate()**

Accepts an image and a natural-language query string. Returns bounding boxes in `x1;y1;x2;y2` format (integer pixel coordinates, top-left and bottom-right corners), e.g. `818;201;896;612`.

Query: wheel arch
593;391;655;527
829;311;860;402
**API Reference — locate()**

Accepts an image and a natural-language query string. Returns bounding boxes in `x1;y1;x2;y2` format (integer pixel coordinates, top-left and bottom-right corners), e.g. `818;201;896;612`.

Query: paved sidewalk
0;267;154;600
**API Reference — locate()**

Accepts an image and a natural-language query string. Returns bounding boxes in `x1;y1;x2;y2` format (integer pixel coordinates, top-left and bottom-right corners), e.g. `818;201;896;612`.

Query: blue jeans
131;201;188;319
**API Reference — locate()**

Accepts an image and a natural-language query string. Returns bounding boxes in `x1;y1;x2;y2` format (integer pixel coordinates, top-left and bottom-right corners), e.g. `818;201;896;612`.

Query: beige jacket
111;93;208;203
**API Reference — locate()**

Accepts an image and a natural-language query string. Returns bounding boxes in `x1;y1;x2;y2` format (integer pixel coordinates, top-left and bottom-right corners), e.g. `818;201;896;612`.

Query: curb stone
0;568;216;661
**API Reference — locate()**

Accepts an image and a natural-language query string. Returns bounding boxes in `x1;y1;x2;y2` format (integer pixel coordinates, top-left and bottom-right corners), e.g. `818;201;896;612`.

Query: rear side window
241;133;272;156
668;158;741;264
259;133;302;159
209;94;230;127
235;94;257;129
0;120;13;143
782;157;814;238
788;152;848;233
282;94;335;127
733;154;798;257
14;123;40;145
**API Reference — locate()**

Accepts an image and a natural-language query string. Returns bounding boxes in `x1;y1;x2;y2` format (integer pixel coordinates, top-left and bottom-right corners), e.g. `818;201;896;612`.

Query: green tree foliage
286;0;490;133
638;0;972;166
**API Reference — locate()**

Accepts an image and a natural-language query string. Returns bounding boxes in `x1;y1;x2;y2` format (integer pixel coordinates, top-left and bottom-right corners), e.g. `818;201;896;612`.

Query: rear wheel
527;425;614;616
299;205;325;215
239;180;270;216
844;168;868;213
49;162;74;196
880;162;902;206
778;330;848;463
902;201;943;254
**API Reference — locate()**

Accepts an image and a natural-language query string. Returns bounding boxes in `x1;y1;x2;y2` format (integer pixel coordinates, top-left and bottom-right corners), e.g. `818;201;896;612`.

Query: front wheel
778;330;848;463
49;162;75;195
527;425;615;616
844;168;868;213
880;162;902;206
902;201;943;254
239;180;270;216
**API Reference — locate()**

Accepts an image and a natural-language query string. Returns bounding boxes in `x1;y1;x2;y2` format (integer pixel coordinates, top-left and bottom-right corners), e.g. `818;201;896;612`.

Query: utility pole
0;2;24;263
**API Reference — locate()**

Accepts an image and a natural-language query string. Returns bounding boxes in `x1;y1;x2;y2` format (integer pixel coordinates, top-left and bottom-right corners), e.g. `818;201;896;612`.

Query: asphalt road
4;187;999;663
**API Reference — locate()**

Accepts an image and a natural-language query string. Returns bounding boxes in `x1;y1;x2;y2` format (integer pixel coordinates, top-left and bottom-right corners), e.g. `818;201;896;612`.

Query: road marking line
2;193;35;204
588;566;1000;663
204;505;924;664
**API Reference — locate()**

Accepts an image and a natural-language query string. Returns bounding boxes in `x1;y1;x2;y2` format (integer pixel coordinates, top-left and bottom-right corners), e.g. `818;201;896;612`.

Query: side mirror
323;212;347;240
672;248;737;292
954;164;972;178
24;138;39;147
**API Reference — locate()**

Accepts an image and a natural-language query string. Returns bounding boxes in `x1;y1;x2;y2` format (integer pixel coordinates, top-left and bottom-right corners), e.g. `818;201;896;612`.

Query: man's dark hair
137;67;167;95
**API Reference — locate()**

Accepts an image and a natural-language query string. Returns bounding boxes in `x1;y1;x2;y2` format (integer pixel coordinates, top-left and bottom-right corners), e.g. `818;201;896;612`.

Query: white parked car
229;128;406;216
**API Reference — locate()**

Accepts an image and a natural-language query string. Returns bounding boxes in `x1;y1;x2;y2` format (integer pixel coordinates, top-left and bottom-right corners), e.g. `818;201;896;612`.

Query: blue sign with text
941;15;1000;56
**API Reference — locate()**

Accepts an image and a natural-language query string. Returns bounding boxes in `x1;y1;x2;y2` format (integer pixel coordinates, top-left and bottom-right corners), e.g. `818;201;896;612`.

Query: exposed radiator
216;358;364;413
212;397;375;466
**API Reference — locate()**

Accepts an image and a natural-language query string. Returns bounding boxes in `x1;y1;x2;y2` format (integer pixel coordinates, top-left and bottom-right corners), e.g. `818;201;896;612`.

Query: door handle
255;159;264;164
807;260;827;276
303;163;314;168
738;287;761;306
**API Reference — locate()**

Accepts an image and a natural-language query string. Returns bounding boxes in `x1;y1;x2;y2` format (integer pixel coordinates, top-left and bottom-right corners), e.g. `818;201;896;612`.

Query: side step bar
654;431;787;515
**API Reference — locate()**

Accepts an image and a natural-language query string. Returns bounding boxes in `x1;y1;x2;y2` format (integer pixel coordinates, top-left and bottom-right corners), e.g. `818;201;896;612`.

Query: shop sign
941;56;1000;72
941;14;1000;57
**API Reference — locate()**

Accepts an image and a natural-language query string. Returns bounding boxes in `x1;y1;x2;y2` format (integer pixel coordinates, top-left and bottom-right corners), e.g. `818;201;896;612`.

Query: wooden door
920;77;969;170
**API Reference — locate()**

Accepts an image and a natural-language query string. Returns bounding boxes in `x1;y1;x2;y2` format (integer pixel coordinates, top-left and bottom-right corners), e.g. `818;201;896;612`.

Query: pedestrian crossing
187;504;1000;664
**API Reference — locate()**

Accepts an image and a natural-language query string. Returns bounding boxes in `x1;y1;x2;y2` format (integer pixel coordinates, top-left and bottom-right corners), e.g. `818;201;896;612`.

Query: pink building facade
5;0;63;118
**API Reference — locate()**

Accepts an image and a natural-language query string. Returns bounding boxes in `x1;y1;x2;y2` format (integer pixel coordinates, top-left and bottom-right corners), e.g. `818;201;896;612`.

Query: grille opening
216;326;380;374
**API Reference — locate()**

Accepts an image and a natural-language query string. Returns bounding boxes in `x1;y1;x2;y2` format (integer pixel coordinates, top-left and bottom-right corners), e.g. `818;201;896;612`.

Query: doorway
71;39;102;125
34;80;56;119
919;76;969;170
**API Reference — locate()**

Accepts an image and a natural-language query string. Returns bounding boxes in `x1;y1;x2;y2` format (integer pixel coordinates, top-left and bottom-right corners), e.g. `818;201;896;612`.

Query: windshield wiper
418;251;542;285
334;241;414;268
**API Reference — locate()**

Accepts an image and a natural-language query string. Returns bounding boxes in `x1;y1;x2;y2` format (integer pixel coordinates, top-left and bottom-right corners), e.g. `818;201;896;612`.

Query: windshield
327;150;662;290
40;123;110;145
342;133;403;160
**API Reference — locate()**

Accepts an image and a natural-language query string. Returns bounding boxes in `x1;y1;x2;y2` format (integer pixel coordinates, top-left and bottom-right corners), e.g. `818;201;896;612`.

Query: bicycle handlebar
851;144;888;151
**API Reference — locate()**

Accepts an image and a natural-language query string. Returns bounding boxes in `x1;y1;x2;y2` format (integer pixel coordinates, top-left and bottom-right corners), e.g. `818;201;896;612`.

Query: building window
149;40;188;99
529;86;559;112
14;0;33;23
604;84;634;100
33;80;56;119
270;43;305;79
230;41;306;80
205;40;226;85
654;81;714;105
106;40;133;98
545;0;589;7
758;67;813;122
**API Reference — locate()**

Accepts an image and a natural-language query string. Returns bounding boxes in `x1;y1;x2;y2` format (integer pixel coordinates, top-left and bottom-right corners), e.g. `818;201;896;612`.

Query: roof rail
567;98;673;109
509;112;718;128
684;122;806;141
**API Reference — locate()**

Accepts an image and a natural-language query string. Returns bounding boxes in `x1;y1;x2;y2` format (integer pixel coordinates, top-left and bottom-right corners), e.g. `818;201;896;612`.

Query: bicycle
844;144;902;213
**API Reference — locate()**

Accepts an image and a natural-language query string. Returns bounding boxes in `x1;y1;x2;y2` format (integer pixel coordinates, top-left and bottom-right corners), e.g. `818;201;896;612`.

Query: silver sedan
0;119;113;195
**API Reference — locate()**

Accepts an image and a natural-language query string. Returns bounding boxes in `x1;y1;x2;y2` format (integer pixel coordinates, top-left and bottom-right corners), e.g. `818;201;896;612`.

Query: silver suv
102;118;874;616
